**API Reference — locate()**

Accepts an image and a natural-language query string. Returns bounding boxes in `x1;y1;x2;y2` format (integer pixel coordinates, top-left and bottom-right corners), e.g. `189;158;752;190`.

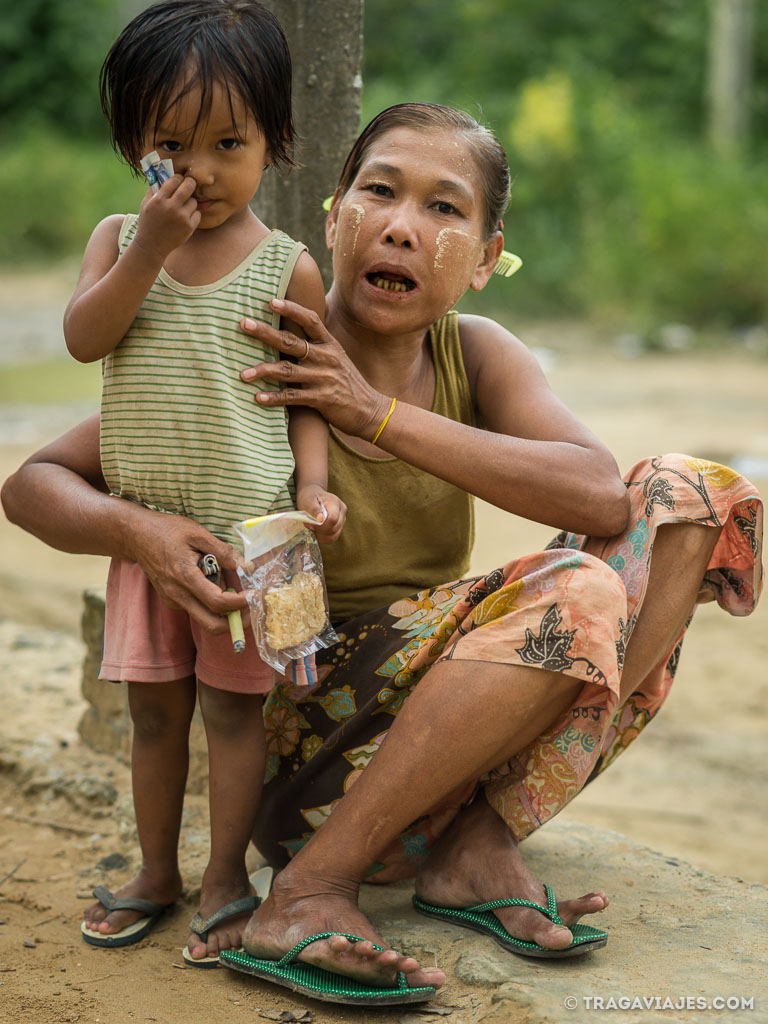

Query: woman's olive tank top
323;310;475;621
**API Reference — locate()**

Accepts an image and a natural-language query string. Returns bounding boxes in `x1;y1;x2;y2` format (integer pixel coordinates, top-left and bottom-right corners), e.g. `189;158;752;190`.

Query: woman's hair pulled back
335;103;510;239
100;0;294;171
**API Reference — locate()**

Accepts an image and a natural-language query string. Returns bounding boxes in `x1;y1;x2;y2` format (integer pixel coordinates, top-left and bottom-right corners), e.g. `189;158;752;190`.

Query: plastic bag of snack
234;510;337;682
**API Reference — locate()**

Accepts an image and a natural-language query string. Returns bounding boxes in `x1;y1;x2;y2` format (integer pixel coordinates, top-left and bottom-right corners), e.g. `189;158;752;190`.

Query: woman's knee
577;551;628;615
655;520;722;560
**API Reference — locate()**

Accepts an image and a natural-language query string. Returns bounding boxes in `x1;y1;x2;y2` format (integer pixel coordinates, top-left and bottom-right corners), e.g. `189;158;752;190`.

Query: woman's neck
325;286;435;404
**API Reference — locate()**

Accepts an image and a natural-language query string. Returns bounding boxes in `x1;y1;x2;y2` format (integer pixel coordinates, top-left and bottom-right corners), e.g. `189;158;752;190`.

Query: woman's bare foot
415;792;608;950
185;867;254;961
242;869;446;990
83;867;182;935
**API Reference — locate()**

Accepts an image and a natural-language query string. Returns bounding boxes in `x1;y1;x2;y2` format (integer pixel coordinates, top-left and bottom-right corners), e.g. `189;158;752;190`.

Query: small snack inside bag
235;511;337;681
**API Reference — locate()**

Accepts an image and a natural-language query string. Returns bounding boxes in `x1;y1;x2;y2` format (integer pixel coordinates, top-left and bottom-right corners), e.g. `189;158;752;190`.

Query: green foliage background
0;0;114;135
362;0;768;329
1;0;766;330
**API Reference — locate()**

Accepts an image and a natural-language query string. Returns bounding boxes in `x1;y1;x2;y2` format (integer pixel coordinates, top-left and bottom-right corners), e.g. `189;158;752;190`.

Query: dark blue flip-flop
181;895;261;968
80;885;172;948
181;864;274;968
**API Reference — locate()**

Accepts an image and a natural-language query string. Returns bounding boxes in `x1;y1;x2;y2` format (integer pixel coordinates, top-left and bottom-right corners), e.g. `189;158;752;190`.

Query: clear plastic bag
235;511;338;680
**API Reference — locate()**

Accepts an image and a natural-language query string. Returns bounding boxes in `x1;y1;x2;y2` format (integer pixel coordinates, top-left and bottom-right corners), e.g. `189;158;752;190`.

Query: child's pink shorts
99;559;274;694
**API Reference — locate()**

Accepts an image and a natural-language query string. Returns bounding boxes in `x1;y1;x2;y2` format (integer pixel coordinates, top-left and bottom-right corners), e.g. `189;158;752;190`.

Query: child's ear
469;231;504;292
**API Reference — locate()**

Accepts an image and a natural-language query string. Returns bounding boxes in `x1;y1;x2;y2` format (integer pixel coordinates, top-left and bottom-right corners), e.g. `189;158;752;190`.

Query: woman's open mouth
367;272;416;293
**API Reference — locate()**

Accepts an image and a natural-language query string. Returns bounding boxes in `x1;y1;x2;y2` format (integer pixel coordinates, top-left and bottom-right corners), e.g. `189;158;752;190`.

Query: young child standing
66;0;344;966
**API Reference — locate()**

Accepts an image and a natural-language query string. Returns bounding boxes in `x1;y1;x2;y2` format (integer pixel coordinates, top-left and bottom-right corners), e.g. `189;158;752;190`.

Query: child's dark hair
100;0;295;172
335;103;510;240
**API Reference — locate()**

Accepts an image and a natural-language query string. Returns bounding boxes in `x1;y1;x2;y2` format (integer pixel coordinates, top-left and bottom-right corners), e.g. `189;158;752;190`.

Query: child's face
143;78;269;230
326;127;499;336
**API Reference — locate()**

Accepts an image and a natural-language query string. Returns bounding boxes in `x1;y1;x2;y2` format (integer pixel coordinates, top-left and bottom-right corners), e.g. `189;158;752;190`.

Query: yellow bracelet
371;397;397;445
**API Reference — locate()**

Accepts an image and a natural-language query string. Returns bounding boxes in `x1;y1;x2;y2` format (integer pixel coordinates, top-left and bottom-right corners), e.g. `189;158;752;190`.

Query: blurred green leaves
1;0;766;330
0;127;144;261
362;0;768;328
0;0;141;261
0;0;119;137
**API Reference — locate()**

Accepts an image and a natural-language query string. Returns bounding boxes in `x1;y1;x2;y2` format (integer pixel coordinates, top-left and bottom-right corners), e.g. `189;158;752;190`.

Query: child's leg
185;681;266;961
84;677;197;935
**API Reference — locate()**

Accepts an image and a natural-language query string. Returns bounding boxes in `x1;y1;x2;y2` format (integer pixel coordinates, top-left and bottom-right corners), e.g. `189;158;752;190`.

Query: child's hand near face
296;484;346;544
64;173;204;362
134;174;201;262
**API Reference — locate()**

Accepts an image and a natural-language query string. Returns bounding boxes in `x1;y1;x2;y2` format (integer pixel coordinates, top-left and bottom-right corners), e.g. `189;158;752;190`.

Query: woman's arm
433;314;630;536
0;415;243;631
238;302;629;538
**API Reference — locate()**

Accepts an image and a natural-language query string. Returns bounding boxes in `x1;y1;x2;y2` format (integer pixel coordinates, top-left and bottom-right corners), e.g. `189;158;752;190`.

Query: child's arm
64;174;199;362
290;407;346;543
284;252;346;543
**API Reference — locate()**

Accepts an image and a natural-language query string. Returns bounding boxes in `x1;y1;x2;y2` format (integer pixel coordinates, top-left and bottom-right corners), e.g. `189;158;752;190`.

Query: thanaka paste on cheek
338;203;365;257
434;227;477;273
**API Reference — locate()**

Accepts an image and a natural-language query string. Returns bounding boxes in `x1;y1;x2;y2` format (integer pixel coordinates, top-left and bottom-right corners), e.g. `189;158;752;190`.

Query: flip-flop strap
278;931;375;965
465;883;563;926
278;931;409;991
91;885;165;917
189;895;261;941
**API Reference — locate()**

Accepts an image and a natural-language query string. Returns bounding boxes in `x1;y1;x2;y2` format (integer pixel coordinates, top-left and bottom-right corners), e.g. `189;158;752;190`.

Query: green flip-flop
412;884;607;959
220;931;437;1006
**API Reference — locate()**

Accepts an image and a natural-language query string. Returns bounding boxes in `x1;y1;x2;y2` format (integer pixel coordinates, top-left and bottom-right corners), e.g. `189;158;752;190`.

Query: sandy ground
0;268;766;1023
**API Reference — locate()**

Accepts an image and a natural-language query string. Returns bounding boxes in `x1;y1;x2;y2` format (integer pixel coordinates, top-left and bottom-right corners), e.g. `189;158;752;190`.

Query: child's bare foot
184;868;256;963
82;867;182;936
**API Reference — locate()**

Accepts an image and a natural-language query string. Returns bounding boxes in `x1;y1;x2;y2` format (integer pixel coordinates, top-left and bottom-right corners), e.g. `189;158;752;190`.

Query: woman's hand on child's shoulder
134;174;201;262
296;484;346;544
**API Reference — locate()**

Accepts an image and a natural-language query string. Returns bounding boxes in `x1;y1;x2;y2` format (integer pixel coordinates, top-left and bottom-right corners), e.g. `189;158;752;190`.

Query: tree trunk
707;0;755;155
253;0;364;288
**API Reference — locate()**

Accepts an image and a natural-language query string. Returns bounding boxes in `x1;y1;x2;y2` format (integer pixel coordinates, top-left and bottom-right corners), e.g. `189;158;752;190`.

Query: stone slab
360;820;767;1023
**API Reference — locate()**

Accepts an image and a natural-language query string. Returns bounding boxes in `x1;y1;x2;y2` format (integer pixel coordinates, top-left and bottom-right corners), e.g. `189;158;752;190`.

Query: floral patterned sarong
256;455;762;879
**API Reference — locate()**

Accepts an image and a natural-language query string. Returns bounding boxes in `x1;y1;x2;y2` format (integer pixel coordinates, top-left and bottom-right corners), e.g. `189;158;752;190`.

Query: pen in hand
198;554;246;654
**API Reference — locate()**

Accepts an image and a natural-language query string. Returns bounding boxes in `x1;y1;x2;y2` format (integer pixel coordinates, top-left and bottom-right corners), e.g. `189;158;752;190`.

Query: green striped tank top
100;216;306;543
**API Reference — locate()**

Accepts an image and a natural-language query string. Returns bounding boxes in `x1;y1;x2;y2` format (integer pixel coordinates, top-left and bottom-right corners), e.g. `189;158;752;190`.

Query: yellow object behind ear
493;251;523;277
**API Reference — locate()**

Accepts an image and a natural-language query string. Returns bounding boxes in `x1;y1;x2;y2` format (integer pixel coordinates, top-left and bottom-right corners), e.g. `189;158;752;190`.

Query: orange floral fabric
255;455;762;879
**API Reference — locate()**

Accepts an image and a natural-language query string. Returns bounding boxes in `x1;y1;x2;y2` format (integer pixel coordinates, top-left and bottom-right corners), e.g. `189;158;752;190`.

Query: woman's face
326;126;501;335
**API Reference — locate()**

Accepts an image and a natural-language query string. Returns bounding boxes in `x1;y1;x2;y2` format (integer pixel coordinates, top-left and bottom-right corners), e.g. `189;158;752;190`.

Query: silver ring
298;339;310;361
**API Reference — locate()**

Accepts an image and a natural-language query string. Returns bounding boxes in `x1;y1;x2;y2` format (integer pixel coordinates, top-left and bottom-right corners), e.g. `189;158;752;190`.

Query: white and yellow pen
198;554;246;654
